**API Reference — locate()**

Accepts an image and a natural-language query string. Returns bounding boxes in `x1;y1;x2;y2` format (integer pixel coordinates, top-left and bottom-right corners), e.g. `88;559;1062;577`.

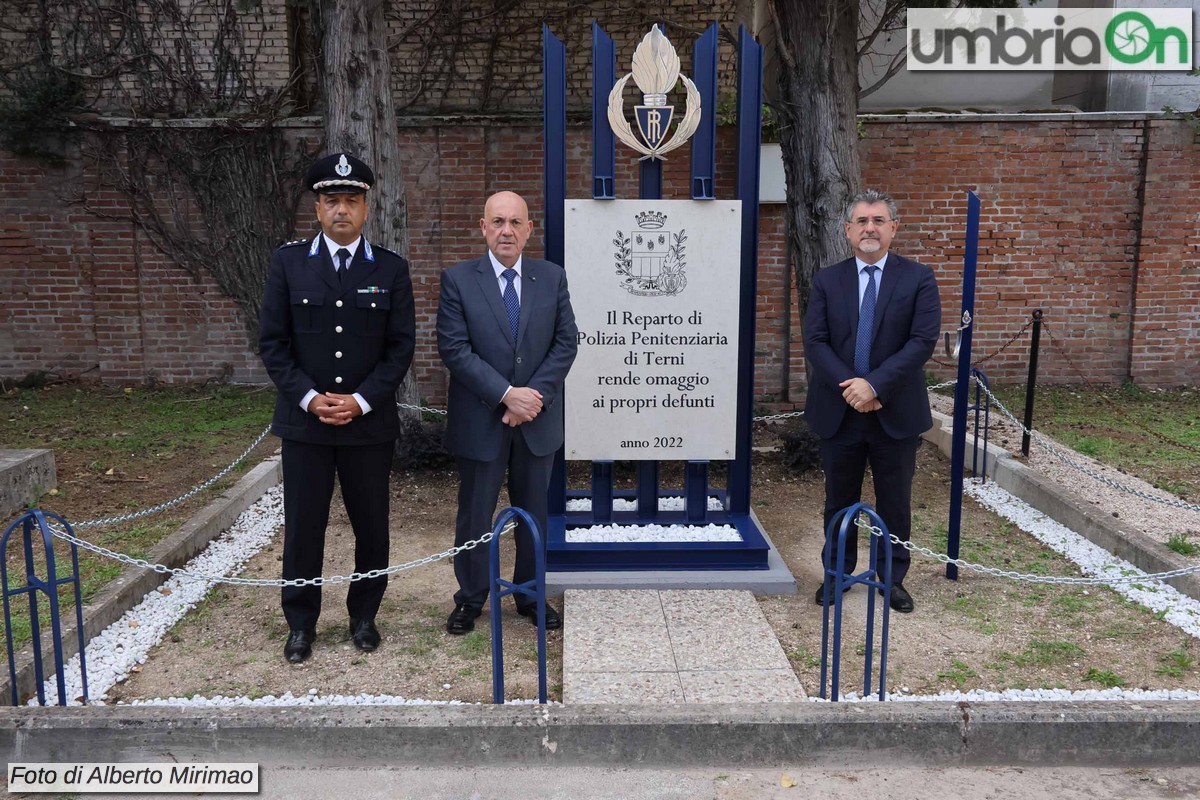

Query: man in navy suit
259;153;416;661
437;191;578;635
803;190;941;613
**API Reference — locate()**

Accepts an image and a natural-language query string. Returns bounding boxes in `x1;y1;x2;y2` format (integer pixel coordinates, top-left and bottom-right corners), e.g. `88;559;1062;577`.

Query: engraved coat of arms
614;210;687;297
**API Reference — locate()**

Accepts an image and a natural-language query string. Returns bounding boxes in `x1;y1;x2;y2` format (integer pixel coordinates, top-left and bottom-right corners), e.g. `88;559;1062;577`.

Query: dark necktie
336;247;351;286
501;268;520;344
854;265;878;377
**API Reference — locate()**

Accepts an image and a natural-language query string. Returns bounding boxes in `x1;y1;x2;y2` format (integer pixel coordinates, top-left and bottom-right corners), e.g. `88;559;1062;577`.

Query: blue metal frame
945;191;980;580
2;509;89;706
591;23;616;200
544;23;770;572
690;24;718;201
729;26;763;516
544;25;569;521
488;507;549;705
819;503;892;702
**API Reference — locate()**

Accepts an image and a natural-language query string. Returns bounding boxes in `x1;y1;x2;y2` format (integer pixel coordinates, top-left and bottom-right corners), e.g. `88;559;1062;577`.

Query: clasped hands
308;392;363;425
839;377;882;413
502;386;543;427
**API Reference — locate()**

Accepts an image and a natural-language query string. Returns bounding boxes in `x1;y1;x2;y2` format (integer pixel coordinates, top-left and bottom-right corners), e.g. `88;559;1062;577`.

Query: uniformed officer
258;152;416;663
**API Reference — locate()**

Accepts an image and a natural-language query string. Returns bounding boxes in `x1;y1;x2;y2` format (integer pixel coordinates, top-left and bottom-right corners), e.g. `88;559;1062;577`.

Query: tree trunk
768;0;861;322
317;0;421;421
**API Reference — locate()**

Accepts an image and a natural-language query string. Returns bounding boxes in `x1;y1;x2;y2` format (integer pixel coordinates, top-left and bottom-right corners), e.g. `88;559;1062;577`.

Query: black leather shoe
882;583;915;613
516;602;562;630
284;628;316;663
350;618;381;652
814;583;830;606
446;603;482;635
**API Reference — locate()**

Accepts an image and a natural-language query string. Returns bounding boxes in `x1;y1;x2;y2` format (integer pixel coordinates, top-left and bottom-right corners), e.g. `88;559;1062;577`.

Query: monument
543;23;779;577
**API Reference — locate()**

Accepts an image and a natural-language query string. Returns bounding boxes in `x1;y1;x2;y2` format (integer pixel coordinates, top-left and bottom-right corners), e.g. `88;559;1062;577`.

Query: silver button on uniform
334;377;343;384
335;351;343;359
335;326;343;333
336;300;343;308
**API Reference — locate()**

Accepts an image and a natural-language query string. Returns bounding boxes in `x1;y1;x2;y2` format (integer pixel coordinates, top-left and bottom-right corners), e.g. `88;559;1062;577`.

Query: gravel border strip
0;456;281;706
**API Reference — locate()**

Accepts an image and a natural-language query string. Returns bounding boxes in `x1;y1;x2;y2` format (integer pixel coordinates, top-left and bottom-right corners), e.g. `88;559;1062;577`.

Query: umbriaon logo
907;8;1194;71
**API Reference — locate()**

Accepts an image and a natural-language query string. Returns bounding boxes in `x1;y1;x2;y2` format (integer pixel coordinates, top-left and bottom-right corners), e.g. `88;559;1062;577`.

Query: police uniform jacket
259;236;416;446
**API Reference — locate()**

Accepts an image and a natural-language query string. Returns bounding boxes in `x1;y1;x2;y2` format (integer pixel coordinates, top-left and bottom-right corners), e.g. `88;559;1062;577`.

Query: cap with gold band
305;153;375;194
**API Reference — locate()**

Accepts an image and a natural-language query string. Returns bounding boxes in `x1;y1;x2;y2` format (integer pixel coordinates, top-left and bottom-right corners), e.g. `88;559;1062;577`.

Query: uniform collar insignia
362;239;375;262
308;238;321;258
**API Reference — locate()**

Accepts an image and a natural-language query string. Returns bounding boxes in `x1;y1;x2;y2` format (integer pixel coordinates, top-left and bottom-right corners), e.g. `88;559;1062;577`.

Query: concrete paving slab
564;671;685;703
563;589;803;704
679;669;807;703
563;625;677;674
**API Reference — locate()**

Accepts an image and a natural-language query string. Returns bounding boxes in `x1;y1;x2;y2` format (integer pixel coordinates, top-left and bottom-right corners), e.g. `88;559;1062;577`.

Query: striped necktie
854;265;878;377
501;268;519;344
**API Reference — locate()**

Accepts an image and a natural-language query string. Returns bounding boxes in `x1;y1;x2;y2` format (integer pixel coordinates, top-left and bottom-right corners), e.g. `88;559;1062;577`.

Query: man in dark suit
803;189;941;613
259;153;416;662
437;191;578;635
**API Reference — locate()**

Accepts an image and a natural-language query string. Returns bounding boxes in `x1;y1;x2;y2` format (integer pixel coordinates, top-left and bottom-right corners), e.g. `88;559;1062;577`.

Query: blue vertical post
637;46;663;521
592;23;616;200
590;25;617;520
544;25;568;518
729;26;763;516
945;191;980;580
690;23;717;201
682;23;719;521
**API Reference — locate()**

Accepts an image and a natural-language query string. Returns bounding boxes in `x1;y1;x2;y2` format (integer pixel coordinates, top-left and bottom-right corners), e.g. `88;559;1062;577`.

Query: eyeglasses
849;216;895;227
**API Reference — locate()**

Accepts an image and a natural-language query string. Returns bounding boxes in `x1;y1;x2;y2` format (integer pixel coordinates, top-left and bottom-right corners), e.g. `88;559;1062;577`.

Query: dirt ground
103;437;1200;705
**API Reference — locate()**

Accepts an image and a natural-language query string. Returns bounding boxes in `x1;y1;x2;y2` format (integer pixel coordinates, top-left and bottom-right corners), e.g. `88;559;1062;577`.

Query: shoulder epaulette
279;238;309;249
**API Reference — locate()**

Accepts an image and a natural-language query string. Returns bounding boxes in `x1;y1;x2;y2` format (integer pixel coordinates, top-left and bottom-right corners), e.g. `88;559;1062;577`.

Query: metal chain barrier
857;517;1200;586
397;402;446;416
74;425;274;529
931;315;1034;369
975;381;1200;514
48;518;516;588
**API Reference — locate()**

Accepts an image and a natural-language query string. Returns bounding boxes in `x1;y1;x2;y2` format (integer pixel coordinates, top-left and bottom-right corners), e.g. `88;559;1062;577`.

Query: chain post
1021;309;1043;457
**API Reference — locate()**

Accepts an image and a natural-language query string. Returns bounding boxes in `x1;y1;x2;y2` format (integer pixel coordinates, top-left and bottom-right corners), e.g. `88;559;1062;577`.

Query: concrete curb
922;410;1200;601
0;456;282;706
0;449;56;520
2;701;1199;767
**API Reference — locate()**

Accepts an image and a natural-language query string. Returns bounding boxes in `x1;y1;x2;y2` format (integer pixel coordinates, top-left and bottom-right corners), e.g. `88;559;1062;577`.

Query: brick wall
1;115;1197;401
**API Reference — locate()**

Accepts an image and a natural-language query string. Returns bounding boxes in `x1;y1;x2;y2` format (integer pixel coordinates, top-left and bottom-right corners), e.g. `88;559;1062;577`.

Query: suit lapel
309;238;341;292
516;260;539;347
474;256;515;347
840;259;860;334
871;254;900;341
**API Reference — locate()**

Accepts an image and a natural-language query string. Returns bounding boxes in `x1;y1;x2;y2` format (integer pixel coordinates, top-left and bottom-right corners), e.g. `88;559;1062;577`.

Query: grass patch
455;631;489;659
980;384;1200;500
1166;533;1200;557
1154;648;1195;679
937;658;978;689
1015;639;1084;667
0;384;276;651
1083;668;1126;688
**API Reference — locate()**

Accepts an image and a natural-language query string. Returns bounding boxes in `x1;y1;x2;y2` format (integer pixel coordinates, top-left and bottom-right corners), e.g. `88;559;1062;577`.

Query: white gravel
34;486;285;706
965;479;1200;639
566;497;725;512
566;523;741;542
